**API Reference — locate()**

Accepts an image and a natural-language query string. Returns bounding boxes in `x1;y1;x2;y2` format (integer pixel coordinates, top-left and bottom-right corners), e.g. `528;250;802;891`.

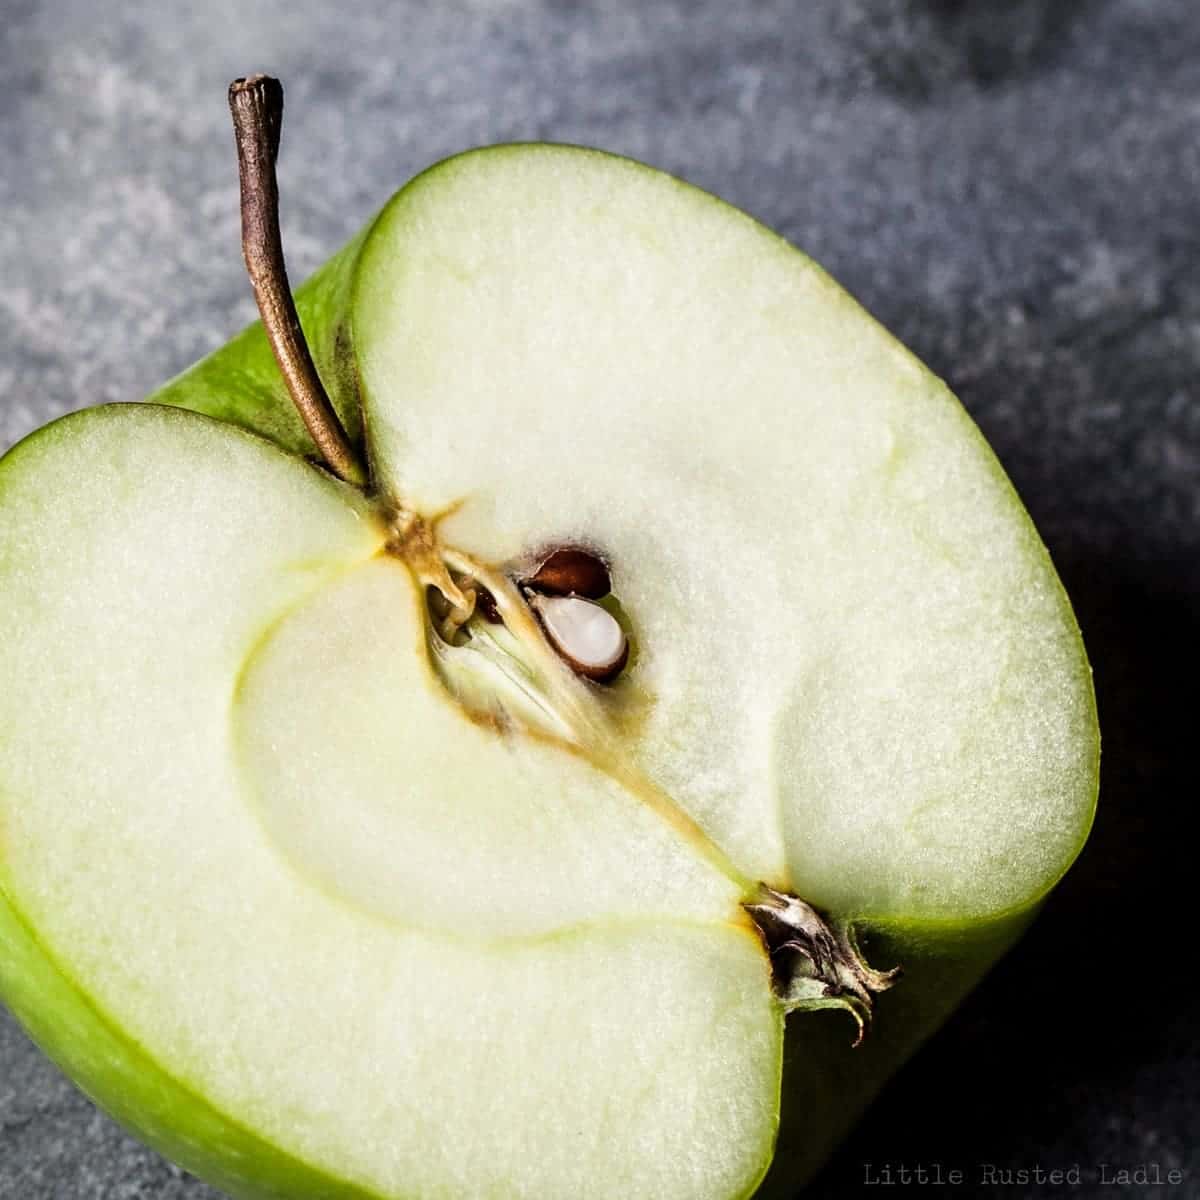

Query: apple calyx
745;885;901;1047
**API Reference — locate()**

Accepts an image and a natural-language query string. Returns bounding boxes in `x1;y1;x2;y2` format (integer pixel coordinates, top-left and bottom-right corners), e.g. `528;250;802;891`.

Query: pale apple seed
528;592;628;682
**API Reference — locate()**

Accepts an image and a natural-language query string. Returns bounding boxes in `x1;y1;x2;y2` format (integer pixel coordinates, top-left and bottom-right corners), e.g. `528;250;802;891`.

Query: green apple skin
0;144;1098;1199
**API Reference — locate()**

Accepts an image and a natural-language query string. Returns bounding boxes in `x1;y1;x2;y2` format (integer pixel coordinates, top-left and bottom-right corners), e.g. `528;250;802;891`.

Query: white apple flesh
354;145;1095;916
0;112;1097;1200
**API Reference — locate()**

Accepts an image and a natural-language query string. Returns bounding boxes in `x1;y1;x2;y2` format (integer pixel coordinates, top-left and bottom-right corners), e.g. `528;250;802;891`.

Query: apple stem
228;75;366;487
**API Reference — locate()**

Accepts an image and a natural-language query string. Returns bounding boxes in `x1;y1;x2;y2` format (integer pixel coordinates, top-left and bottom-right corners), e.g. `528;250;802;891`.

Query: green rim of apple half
0;80;1097;1200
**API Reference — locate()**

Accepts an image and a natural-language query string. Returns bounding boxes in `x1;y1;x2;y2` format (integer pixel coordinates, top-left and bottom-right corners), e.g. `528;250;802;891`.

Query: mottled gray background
1;0;1197;1196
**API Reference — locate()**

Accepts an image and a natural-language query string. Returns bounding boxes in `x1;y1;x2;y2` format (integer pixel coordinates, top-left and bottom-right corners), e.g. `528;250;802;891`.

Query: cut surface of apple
354;145;1096;916
0;409;780;1200
0;136;1097;1200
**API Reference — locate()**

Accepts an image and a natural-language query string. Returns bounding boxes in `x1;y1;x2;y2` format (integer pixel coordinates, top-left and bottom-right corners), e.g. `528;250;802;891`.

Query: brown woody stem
228;75;365;486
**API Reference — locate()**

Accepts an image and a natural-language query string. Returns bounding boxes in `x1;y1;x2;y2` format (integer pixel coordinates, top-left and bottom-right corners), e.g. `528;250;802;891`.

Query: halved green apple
0;77;1096;1199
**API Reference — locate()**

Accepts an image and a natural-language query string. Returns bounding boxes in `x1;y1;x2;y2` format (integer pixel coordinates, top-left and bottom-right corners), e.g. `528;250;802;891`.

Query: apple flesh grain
0;78;1097;1200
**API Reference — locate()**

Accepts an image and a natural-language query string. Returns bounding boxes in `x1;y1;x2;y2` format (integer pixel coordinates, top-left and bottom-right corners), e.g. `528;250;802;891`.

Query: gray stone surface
1;0;1197;1196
